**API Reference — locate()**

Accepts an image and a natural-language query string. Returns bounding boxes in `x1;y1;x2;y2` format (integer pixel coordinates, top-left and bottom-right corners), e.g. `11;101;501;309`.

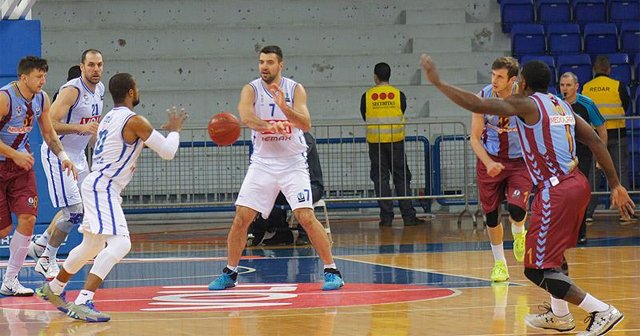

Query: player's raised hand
610;185;635;220
61;159;78;180
269;83;288;111
420;54;442;86
12;152;34;171
162;106;188;132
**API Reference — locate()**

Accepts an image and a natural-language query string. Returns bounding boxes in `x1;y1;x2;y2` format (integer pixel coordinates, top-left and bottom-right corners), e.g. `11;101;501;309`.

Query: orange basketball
208;112;241;146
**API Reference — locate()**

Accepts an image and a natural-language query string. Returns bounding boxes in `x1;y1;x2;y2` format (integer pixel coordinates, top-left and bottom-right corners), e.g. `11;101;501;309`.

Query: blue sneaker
322;270;344;291
35;283;69;313
208;269;238;290
66;300;111;322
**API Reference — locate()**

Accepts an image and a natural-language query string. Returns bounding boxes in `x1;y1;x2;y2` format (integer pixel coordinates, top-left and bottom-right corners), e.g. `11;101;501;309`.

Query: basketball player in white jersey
28;49;104;280
36;73;187;322
209;45;344;291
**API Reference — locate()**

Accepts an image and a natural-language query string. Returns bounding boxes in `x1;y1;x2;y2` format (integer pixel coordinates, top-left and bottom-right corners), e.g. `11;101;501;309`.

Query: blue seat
626;117;640;130
636;88;640;116
537;0;571;26
501;0;535;33
521;55;557;86
600;53;632;86
547;23;582;55
620;22;640;61
557;54;593;84
583;23;618;55
609;0;640;26
572;0;606;29
635;54;640;84
511;24;546;57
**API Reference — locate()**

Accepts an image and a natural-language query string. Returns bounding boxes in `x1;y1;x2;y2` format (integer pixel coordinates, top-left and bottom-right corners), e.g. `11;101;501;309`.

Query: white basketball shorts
235;154;313;218
41;146;89;208
79;172;129;236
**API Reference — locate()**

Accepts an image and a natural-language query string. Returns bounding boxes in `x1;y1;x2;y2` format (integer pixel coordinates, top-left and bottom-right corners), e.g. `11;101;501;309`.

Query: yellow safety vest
365;85;405;143
582;76;625;129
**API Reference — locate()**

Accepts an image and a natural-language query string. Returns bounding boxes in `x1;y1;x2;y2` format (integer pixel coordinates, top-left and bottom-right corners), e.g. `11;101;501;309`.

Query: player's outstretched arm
420;54;539;121
125;107;187;160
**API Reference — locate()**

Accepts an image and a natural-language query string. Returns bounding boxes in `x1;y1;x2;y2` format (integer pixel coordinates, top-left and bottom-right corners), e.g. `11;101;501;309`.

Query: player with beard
28;49;105;279
208;45;344;291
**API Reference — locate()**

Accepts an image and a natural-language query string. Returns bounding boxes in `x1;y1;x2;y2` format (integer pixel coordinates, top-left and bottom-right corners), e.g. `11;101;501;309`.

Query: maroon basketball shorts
0;160;38;230
525;170;590;269
477;156;532;214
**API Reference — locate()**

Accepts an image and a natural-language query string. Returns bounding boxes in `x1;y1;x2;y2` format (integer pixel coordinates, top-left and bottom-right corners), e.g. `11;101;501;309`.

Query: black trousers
368;141;416;221
577;147;592;239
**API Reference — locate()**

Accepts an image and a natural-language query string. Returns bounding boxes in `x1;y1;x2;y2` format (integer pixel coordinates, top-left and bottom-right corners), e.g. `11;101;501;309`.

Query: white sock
578;293;609;313
74;289;95;305
42;244;60;259
551;296;570;316
323;263;337;270
35;231;51;246
49;278;67;295
511;223;524;235
490;243;507;263
226;265;238;273
5;232;32;280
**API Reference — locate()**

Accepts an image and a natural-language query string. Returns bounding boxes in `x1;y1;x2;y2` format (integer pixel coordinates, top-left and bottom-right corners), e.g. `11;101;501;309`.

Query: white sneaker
525;304;575;332
0;276;35;296
27;241;46;261
577;305;624;336
35;256;60;280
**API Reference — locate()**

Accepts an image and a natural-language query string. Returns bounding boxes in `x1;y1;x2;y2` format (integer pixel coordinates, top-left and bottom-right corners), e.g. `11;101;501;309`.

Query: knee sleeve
63;233;105;274
524;268;573;299
57;203;84;233
89;235;131;279
560;257;569;276
508;204;526;222
485;210;499;228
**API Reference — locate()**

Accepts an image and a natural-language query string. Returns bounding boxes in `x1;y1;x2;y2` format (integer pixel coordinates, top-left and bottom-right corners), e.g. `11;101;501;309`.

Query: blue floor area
6;257;497;295
3;235;637;298
126;235;640;259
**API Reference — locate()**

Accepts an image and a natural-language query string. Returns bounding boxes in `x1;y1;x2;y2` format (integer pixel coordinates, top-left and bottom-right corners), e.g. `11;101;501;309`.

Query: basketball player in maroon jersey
421;55;632;336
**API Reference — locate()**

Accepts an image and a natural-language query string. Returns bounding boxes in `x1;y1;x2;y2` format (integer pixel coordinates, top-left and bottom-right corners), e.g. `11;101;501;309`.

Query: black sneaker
403;217;426;226
379;219;393;227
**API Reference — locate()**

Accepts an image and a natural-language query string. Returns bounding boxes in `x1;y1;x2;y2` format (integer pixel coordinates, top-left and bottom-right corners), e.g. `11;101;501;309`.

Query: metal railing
120;121;472;219
1;0;37;20
116;116;640;224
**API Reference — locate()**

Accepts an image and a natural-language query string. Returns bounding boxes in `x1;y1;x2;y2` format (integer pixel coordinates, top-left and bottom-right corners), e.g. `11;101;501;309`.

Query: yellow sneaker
491;260;510;282
513;230;527;262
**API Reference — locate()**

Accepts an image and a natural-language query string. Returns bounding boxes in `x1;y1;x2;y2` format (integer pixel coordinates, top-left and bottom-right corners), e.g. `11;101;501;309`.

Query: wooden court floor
1;212;639;335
